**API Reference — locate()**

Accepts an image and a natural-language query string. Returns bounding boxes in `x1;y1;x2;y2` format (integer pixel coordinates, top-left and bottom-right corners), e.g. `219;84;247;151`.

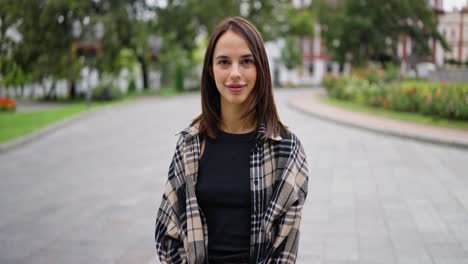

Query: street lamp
71;18;103;108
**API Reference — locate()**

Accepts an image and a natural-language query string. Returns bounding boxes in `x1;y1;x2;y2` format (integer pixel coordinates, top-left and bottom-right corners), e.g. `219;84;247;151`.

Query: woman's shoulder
278;127;304;147
173;122;202;146
177;122;201;138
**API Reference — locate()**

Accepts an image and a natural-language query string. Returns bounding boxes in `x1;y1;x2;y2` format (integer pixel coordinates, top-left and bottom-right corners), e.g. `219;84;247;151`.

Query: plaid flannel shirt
155;122;309;264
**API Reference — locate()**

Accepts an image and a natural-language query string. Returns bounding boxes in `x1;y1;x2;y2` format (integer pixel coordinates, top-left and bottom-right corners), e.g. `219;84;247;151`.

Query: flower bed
0;97;16;112
323;76;468;120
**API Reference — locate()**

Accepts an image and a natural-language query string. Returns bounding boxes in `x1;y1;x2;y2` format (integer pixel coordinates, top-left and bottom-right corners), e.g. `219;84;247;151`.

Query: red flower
383;100;388;108
0;97;16;111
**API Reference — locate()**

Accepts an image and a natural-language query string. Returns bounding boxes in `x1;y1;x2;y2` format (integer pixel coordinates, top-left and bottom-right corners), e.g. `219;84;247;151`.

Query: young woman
155;17;309;264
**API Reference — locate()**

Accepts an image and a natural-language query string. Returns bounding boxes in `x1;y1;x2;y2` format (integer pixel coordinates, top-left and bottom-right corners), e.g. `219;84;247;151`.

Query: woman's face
212;30;257;108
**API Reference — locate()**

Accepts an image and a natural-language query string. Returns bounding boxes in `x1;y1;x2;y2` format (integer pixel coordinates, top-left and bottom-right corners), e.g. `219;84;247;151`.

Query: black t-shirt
196;128;256;263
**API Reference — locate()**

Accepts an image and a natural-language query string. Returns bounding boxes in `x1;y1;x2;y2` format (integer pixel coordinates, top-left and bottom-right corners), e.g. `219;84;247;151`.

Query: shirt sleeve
266;135;309;263
155;135;187;264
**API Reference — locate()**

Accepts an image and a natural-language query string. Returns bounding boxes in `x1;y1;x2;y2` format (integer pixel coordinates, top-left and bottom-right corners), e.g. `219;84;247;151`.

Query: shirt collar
177;122;283;141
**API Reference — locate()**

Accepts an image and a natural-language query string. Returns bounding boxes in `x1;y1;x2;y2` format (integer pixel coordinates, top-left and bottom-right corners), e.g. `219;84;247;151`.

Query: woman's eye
218;60;230;65
242;59;254;64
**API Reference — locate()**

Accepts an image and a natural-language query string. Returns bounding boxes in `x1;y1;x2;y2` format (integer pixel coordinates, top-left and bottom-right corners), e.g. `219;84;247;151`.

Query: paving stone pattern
1;89;468;264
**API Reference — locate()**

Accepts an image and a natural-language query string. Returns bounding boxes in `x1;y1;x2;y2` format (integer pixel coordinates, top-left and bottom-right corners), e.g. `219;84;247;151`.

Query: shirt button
254;180;259;185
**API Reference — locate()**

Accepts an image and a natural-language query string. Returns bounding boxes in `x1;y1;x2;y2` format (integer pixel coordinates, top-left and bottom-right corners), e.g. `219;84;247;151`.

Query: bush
127;79;136;93
323;76;468;120
0;97;16;112
92;83;123;101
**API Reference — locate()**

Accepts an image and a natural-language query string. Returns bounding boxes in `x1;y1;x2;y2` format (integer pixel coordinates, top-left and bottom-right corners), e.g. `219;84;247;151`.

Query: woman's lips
226;84;246;92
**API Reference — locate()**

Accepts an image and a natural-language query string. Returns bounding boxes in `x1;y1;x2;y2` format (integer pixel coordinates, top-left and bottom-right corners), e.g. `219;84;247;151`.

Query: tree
0;0;155;99
277;5;317;73
88;0;152;89
317;0;449;66
0;0;93;99
281;36;302;71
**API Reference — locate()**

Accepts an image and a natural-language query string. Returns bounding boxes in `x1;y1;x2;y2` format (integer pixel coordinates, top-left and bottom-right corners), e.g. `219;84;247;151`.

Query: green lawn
0;91;157;144
321;96;468;131
0;103;108;144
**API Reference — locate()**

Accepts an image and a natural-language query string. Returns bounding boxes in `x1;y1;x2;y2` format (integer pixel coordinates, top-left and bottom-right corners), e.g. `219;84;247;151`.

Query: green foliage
383;64;400;83
92;82;123;101
127;79;137;93
323;96;468;131
0;0;153;97
323;76;468;120
281;36;302;70
318;0;449;66
285;8;315;37
115;49;138;71
156;39;192;90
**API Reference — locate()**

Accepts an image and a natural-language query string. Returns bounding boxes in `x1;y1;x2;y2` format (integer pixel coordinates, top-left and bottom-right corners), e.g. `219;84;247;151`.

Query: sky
444;0;467;10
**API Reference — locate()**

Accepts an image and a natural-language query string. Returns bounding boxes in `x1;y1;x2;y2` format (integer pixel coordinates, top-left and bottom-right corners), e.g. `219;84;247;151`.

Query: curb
0;108;100;154
288;92;468;150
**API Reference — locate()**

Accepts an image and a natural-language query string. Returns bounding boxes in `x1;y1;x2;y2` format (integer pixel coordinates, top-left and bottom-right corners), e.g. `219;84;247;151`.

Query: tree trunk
41;83;47;98
69;81;76;99
46;80;57;100
30;84;36;99
175;64;184;91
138;55;149;90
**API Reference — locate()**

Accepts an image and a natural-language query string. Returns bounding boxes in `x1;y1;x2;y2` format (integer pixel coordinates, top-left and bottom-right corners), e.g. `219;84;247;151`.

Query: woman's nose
229;63;241;79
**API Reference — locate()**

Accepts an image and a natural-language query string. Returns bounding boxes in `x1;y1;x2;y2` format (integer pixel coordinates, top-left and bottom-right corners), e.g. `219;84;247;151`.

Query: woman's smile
226;83;247;93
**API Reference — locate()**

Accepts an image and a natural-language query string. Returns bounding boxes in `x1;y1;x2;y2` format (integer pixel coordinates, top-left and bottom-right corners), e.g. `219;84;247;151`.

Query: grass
0;90;159;144
159;87;181;97
1;104;90;143
321;96;468;131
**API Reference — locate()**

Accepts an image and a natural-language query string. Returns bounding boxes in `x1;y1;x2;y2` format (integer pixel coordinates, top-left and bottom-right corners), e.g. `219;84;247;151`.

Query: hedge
323;76;468;120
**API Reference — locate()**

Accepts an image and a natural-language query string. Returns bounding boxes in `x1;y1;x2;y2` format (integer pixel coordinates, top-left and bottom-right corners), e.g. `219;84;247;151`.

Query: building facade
439;2;468;63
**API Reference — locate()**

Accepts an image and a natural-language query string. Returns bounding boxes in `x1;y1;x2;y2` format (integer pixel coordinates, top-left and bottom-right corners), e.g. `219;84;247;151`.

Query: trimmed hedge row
323;76;468;120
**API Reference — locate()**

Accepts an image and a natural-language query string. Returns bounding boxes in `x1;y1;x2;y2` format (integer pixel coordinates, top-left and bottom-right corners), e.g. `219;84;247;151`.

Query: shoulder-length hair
191;16;287;140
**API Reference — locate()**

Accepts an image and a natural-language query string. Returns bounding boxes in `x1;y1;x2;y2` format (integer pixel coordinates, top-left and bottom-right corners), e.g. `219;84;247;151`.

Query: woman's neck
219;102;256;134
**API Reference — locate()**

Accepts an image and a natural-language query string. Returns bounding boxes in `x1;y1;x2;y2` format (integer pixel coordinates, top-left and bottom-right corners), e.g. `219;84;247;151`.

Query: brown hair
191;16;287;140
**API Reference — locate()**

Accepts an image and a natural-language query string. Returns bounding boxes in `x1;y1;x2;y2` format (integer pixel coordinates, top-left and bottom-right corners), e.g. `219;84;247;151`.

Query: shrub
127;79;136;93
0;97;16;112
324;76;468;120
92;83;123;101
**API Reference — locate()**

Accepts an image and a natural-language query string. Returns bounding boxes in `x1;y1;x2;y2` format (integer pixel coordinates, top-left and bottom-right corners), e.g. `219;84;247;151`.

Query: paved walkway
0;89;468;264
14;99;68;112
288;88;468;149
